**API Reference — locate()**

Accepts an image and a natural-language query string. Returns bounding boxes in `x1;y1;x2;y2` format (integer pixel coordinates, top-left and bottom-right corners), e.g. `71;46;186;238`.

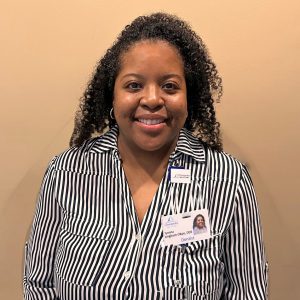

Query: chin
138;143;166;153
136;135;176;152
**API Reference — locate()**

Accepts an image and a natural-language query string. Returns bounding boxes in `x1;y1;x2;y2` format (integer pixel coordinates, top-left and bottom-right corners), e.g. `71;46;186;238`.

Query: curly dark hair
70;12;223;151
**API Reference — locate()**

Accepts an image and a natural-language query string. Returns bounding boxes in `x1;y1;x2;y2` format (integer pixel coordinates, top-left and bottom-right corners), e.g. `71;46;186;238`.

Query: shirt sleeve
23;157;62;300
221;165;268;299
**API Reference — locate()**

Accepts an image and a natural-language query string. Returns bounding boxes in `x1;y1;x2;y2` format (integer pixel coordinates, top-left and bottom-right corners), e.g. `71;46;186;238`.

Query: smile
137;118;165;125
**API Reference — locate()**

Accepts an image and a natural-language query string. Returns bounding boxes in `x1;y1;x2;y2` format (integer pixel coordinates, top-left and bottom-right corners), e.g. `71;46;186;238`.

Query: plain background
1;0;299;299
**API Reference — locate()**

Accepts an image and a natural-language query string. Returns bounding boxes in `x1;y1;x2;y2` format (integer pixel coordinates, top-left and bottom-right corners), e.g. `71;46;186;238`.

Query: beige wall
1;0;299;299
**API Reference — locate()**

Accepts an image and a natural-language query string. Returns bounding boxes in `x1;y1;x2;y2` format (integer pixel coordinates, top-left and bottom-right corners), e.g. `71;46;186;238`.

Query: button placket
135;232;141;241
174;279;182;286
129;231;142;246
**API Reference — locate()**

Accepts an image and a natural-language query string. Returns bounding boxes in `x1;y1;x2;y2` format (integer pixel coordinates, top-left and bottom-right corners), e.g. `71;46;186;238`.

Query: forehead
119;40;184;72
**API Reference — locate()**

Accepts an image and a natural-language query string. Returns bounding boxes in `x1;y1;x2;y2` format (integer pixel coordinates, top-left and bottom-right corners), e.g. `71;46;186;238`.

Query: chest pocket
55;215;115;286
161;234;223;299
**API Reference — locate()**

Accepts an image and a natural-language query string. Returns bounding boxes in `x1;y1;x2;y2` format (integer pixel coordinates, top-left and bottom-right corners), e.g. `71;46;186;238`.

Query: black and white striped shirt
24;126;268;299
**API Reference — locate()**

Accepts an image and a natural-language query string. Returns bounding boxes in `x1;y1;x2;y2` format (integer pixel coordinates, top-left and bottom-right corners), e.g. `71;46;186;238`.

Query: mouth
137;118;165;125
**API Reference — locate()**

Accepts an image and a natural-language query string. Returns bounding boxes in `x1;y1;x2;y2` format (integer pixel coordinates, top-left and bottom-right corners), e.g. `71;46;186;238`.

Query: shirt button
178;246;185;254
124;271;131;280
175;279;181;286
135;233;141;241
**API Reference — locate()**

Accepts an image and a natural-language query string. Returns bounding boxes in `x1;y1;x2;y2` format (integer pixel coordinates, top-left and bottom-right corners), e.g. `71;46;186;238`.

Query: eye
126;82;142;91
162;82;179;93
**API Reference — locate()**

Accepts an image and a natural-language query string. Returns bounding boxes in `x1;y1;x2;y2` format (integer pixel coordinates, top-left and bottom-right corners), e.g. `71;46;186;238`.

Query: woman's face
196;216;205;228
113;40;187;155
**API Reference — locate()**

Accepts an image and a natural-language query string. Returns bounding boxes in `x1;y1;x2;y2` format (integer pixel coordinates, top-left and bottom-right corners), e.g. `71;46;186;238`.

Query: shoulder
180;129;245;182
206;146;243;167
50;127;119;172
51;137;103;172
204;145;245;183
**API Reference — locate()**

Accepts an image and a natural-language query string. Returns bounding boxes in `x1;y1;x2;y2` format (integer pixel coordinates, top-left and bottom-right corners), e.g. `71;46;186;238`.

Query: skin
196;216;205;229
114;40;187;158
113;40;188;223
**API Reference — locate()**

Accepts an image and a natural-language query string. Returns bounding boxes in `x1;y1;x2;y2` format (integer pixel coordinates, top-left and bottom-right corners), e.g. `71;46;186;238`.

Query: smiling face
113;40;188;156
196;216;205;228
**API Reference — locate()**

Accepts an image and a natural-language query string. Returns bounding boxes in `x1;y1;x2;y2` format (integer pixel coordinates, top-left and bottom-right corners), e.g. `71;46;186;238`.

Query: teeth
138;118;164;125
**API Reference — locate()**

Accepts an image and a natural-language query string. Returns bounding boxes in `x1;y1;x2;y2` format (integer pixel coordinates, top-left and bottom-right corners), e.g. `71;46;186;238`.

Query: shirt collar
89;125;206;163
173;128;206;163
89;125;119;154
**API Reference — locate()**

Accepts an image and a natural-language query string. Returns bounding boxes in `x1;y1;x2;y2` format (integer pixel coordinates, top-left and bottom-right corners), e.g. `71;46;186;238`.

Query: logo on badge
165;216;178;227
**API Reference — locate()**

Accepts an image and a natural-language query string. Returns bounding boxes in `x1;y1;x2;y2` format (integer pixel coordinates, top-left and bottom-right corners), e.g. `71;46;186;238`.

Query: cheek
113;96;138;120
173;101;188;121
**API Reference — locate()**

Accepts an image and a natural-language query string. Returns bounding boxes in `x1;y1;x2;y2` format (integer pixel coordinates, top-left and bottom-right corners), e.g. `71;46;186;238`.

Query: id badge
161;209;211;246
169;167;191;183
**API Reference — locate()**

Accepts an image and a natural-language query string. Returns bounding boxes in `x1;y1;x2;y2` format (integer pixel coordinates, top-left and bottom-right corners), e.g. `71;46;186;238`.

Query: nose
140;84;164;110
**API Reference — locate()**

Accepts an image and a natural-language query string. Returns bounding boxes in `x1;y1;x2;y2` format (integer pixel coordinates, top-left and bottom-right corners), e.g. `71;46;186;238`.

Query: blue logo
165;216;178;226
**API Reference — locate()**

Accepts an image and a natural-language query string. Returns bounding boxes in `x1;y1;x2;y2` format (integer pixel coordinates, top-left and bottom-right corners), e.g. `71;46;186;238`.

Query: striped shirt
24;126;268;299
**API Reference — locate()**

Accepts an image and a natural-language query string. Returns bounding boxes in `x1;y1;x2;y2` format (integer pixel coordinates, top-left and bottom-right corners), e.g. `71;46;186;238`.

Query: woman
24;13;268;299
193;214;207;235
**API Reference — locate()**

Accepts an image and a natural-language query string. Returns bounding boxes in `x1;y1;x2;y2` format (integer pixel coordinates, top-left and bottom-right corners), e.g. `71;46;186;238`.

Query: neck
118;140;176;172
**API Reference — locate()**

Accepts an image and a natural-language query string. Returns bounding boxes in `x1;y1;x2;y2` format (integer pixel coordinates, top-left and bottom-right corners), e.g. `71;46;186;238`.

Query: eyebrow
120;73;184;81
120;73;145;80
